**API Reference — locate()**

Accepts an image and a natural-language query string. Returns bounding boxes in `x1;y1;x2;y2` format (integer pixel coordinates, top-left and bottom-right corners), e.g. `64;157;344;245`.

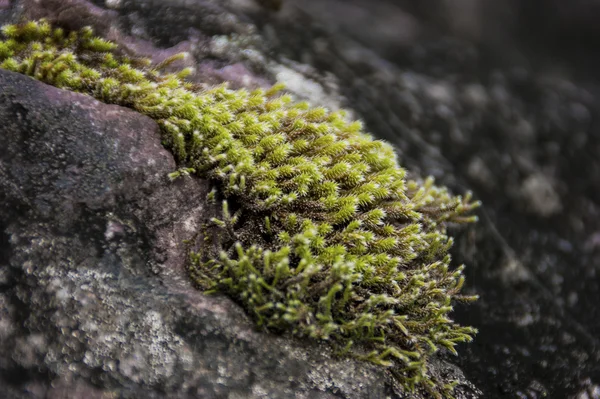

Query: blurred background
296;0;600;77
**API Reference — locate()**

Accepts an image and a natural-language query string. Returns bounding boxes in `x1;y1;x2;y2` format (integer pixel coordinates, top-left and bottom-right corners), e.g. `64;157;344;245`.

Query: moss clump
0;20;480;397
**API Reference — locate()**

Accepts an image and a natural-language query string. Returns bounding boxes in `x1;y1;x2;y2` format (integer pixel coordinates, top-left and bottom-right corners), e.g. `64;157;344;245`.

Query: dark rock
3;0;600;397
277;1;600;397
0;68;478;398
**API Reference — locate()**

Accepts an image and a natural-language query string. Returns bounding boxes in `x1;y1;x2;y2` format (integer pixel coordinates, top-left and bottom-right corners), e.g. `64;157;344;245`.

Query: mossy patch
0;19;480;397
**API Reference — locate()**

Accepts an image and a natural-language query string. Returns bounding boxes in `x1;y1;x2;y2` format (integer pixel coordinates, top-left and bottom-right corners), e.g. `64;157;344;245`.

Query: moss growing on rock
0;20;480;397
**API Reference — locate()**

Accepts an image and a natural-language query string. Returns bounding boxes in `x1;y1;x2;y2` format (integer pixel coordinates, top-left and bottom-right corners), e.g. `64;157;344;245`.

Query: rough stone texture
278;1;600;398
0;69;398;398
0;67;478;398
2;0;600;398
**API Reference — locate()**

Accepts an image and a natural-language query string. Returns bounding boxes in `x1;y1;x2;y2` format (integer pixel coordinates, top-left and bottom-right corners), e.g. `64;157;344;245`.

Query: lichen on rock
0;19;480;397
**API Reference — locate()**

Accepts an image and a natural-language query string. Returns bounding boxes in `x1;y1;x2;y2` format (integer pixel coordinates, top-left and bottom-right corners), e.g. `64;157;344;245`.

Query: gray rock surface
265;2;600;397
0;66;477;398
2;0;600;398
0;69;397;399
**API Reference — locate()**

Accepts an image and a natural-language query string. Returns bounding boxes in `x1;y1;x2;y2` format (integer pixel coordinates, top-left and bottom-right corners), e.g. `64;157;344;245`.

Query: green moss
0;20;481;397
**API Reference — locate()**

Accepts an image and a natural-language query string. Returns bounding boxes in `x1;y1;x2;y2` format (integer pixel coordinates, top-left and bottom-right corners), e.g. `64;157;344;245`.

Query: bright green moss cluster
0;20;481;397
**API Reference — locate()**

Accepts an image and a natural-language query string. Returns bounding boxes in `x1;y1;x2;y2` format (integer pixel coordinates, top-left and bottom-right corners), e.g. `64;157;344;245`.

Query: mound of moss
0;20;480;397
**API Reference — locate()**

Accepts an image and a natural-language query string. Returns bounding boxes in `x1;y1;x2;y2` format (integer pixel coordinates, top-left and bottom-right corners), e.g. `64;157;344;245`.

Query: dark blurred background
296;0;600;78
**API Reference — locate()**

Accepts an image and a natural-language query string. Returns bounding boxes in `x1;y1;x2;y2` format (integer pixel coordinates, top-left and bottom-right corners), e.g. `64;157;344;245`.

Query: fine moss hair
0;20;481;397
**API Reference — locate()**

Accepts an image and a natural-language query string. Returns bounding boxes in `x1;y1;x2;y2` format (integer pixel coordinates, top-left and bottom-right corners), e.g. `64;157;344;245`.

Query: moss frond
0;20;481;397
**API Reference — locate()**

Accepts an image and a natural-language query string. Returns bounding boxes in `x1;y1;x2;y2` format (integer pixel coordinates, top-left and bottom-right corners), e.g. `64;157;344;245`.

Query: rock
270;1;600;397
2;0;600;397
0;68;478;398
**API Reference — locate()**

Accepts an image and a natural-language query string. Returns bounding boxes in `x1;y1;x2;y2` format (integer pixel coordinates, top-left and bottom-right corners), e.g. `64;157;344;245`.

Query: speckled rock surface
0;69;387;398
0;67;478;398
280;1;600;397
2;0;600;398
